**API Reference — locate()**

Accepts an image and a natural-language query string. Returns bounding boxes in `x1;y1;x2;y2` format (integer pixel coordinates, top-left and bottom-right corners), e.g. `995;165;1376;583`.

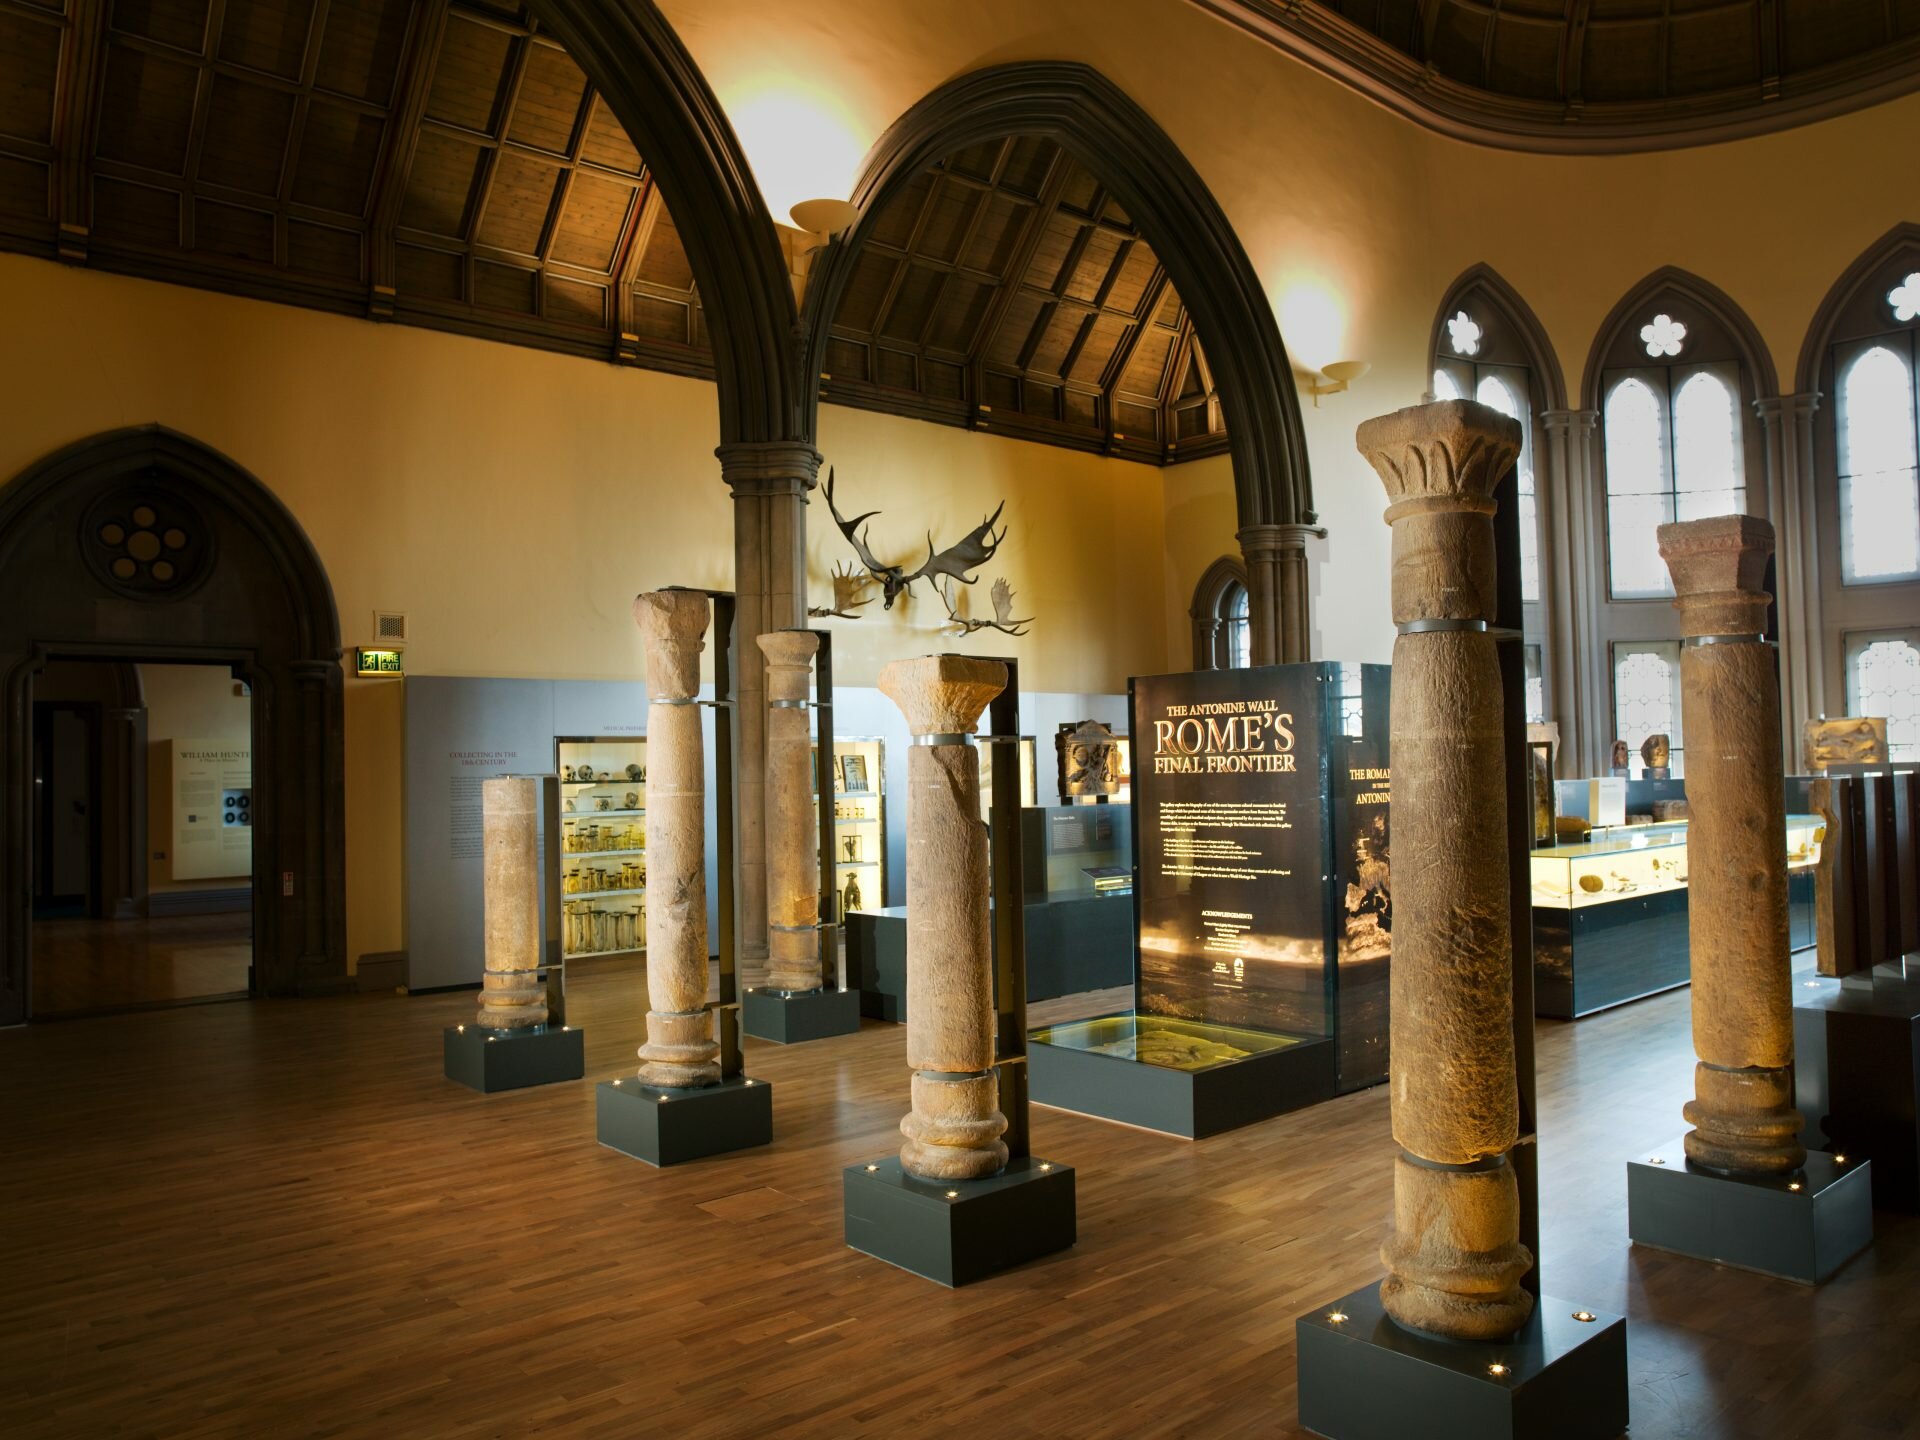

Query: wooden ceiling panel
1117;323;1174;397
876;259;942;343
985;289;1046;369
1105;243;1158;316
995;135;1053;197
633;205;692;291
1062;226;1124;304
956;191;1025;275
425;14;511;132
577;97;641;175
835;251;897;334
1026;304;1081;376
197;76;298;196
1068;313;1129;386
473;148;560;255
216;0;316;81
195;196;274;263
548;170;632;270
0;154;46;220
914;176;979;266
0;11;60;145
399;126;486;234
92;175;180;246
95;45;199;174
110;0;212;53
1024;212;1080;294
866;170;929;250
505;43;585;154
925;274;992;354
943;137;1001;184
313;0;412;103
289;100;386;216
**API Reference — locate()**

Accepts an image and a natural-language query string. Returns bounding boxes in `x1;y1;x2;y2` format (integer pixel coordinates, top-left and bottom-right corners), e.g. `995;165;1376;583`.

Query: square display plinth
442;1023;584;1093
1626;1139;1873;1283
742;986;862;1044
1794;967;1920;1210
1029;1012;1335;1138
596;1074;772;1167
843;1155;1075;1287
1295;1284;1628;1440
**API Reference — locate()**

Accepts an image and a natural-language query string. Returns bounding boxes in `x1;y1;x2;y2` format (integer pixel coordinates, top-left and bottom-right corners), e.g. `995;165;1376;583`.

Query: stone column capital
1656;514;1775;636
715;440;823;497
632;589;709;700
877;655;1005;736
1235;521;1322;560
1753;391;1821;423
1539;407;1599;433
1359;400;1520;625
756;629;819;703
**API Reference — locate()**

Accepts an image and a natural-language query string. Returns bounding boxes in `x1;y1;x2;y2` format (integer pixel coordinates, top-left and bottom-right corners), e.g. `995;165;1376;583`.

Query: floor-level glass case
556;735;647;961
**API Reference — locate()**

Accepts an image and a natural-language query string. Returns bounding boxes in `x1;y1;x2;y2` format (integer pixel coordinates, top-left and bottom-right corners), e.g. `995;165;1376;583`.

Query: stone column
476;775;547;1030
1359;399;1534;1341
1658;516;1805;1175
1237;521;1318;665
758;629;823;993
1755;394;1828;773
878;655;1008;1181
717;440;822;991
1541;408;1601;773
633;589;718;1088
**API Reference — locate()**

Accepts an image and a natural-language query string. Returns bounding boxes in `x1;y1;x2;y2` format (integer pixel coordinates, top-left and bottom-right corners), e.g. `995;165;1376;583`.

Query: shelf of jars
557;735;648;960
814;734;887;923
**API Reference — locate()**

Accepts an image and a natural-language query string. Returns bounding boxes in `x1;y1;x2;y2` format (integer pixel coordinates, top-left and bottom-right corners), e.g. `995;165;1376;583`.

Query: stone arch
799;62;1316;664
0;426;346;1023
1429;263;1569;411
1189;555;1251;670
1582;265;1779;407
1795;221;1920;392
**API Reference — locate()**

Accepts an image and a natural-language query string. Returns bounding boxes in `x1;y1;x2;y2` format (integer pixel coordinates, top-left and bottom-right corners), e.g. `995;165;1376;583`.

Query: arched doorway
799;62;1318;665
0;427;346;1024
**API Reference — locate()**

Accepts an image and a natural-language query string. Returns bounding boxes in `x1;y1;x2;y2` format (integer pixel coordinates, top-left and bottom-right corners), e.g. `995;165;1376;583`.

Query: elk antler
822;467;916;608
936;575;1032;637
906;502;1005;592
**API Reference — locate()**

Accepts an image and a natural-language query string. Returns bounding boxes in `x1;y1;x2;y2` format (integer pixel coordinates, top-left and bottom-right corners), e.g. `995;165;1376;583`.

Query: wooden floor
2;972;1916;1439
29;911;251;1017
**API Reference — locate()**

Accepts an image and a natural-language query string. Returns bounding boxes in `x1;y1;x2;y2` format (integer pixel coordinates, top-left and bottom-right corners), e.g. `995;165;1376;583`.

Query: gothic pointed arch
523;0;805;448
1429;264;1568;411
1796;222;1920;392
0;426;346;1024
798;62;1316;663
1582;266;1779;407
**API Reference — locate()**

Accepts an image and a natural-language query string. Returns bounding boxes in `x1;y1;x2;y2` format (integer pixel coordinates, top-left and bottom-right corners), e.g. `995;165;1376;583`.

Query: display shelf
557;735;647;961
561;847;645;859
563;808;644;820
563;885;645;900
815;734;887;924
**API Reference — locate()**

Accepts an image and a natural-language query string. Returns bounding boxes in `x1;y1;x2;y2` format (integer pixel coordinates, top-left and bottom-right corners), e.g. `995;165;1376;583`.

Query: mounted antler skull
822;468;1006;610
937;576;1033;637
807;561;875;620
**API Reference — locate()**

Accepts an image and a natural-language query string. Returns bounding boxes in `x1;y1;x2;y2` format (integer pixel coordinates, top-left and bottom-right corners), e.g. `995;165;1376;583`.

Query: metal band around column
1396;618;1489;634
767;697;811;709
909;731;974;747
1682;633;1770;647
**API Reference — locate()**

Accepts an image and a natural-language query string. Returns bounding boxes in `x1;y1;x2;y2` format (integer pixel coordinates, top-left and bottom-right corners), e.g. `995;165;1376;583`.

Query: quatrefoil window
1446;310;1482;356
1640;313;1687;358
1890;272;1920;324
83;488;209;598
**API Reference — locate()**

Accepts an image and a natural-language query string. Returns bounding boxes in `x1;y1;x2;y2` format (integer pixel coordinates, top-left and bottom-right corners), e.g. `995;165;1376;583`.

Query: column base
1794;965;1920;1210
842;1155;1075;1287
442;1024;583;1093
1295;1284;1628;1440
595;1074;772;1167
742;985;862;1044
1626;1137;1872;1283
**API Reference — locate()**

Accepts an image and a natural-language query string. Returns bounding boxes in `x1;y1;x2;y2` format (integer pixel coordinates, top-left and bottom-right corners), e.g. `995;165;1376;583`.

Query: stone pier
1360;399;1534;1341
759;629;823;993
633;589;718;1088
878;655;1008;1181
1658;516;1805;1175
476;775;547;1030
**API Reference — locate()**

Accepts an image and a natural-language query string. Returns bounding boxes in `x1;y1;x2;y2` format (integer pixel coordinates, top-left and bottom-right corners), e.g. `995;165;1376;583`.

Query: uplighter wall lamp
1306;360;1370;406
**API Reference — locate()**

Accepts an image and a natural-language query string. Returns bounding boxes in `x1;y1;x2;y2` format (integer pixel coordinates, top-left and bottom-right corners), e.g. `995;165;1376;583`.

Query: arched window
1611;642;1684;775
1806;231;1920;740
1190;557;1251;670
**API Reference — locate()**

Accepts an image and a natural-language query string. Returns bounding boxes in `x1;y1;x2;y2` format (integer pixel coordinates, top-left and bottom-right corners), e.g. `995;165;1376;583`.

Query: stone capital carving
715;439;823;498
1655;514;1774;636
1538;407;1599;434
877;655;1005;736
1752;391;1821;423
756;629;819;700
632;589;709;700
1235;521;1322;561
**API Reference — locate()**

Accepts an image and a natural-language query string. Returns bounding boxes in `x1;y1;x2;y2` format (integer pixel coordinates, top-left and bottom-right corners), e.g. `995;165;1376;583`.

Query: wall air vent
374;610;408;644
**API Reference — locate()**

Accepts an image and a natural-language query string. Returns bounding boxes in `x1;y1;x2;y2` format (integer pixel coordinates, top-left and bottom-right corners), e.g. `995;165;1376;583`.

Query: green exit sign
356;648;404;677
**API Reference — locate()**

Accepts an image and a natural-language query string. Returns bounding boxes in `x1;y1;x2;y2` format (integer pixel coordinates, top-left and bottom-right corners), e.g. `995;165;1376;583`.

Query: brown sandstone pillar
1359;399;1533;1341
1658;516;1805;1175
476;775;547;1030
758;629;823;993
878;655;1008;1181
633;590;718;1088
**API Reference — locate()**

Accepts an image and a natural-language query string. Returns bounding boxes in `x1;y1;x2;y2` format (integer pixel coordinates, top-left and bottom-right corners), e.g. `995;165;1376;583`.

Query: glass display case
815;735;886;922
1021;804;1132;899
1530;814;1825;909
975;734;1036;819
1031;1013;1307;1071
556;736;646;960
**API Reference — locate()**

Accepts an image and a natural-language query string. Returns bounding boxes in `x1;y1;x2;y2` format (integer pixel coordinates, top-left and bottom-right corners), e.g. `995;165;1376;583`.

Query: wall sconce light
790;198;859;242
1306;360;1370;407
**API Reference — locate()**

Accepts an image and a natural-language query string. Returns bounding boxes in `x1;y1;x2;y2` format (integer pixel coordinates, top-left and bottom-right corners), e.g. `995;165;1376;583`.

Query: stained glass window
1613;642;1684;776
1846;634;1920;762
1836;341;1920;583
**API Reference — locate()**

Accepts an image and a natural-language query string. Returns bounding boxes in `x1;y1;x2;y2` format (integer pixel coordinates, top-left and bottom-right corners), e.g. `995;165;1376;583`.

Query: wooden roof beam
367;0;450;317
964;148;1073;420
52;0;107;261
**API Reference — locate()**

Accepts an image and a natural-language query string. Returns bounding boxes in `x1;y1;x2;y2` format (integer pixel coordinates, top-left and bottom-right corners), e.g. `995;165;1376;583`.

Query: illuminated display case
815;735;886;922
1532;813;1824;1017
1021;804;1132;899
975;734;1036;819
1029;661;1393;1137
556;736;647;960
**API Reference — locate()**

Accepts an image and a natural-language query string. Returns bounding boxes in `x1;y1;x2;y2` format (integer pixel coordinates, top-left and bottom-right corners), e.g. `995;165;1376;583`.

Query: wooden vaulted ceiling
0;0;707;370
822;136;1228;466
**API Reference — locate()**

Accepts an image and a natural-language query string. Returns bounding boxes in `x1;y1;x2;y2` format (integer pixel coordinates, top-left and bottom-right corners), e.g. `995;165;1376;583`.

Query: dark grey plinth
1296;1284;1628;1440
1029;1029;1335;1139
843;1155;1075;1287
1626;1138;1873;1283
846;908;906;1023
595;1074;772;1166
442;1023;584;1093
1794;966;1920;1210
741;986;862;1044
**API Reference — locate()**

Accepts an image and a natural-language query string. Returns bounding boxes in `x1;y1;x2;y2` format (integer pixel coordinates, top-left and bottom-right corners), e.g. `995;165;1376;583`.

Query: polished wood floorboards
29;911;251;1017
2;970;1917;1439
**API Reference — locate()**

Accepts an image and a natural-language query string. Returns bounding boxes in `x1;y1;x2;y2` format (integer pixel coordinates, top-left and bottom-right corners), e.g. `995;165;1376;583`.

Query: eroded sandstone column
477;775;547;1030
1659;516;1805;1174
759;630;823;993
634;590;718;1088
1360;399;1533;1341
878;655;1008;1181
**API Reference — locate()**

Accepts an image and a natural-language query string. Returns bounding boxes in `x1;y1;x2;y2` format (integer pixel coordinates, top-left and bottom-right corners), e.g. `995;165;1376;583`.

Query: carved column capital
631;589;709;700
1538;407;1599;435
1235;521;1320;560
1655;513;1775;637
756;629;819;700
1752;391;1822;424
877;655;1006;736
715;440;823;498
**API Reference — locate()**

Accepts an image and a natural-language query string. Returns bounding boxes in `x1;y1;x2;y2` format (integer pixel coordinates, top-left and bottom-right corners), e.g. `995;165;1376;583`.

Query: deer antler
822;468;916;607
935;575;1032;637
906;502;1005;592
